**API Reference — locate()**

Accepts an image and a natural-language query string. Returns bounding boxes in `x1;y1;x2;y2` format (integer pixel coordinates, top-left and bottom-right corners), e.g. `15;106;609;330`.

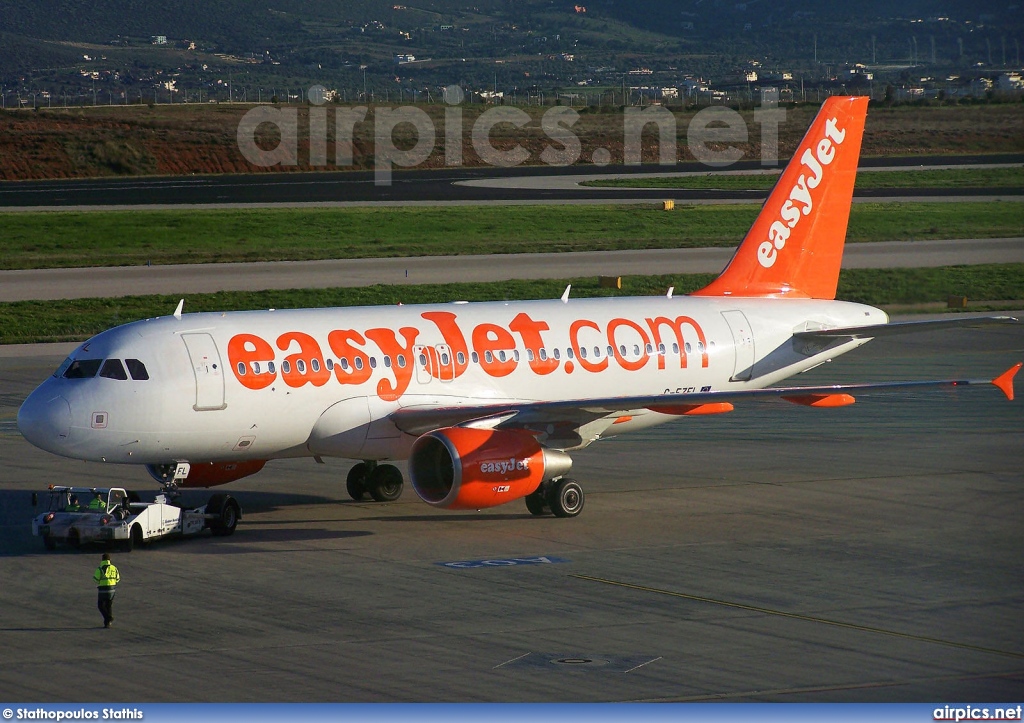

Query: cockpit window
99;359;128;380
125;359;149;380
63;359;102;379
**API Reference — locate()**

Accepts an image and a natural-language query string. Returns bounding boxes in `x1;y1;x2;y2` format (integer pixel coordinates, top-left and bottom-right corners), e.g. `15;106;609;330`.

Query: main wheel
525;489;548;516
367;464;404;502
346;462;370;501
548;478;584;518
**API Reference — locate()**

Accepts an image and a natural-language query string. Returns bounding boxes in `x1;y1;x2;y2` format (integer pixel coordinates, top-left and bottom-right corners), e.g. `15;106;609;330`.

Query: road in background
1;238;1022;302
1;155;1021;210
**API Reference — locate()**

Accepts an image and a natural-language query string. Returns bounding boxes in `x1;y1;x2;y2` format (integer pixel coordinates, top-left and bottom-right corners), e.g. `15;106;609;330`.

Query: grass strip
1;202;1022;271
2;264;1021;345
581;166;1024;190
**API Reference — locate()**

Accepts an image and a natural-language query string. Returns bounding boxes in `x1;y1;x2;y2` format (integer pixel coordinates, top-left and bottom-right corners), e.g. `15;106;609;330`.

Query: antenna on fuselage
560;284;571;303
173;299;184;320
667;287;675;299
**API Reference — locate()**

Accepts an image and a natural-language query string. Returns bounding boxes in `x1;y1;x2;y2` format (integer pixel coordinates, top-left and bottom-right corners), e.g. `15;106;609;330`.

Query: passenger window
297;360;306;373
539;349;547;361
369;357;378;369
63;359;102;378
311;359;320;372
268;361;276;374
513;350;520;362
580;347;587;359
553;348;560;360
325;359;334;371
594;346;601;358
566;347;574;359
125;359;149;380
471;352;479;364
340;358;350;371
355;357;364;370
456;352;465;365
99;359;128;380
236;362;246;376
384;356;392;368
282;361;291;374
398;355;407;368
485;351;493;363
527;349;535;362
497;351;505;362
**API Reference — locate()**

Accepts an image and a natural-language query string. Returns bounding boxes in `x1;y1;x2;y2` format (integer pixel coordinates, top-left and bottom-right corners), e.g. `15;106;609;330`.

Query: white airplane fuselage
19;295;882;467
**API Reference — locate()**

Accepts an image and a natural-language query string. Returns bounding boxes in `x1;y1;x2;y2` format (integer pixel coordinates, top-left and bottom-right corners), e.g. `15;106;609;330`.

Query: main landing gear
525;477;585;518
346;461;404;502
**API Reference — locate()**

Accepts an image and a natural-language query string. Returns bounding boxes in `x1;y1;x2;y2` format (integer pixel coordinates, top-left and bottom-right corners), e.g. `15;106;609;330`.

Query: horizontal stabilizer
794;316;1020;341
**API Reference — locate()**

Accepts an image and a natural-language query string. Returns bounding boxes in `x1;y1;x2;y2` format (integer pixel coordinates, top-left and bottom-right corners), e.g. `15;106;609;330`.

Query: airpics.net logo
236;84;788;186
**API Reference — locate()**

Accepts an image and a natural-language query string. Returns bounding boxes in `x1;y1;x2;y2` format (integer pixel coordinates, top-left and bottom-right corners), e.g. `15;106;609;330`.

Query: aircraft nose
17;391;72;452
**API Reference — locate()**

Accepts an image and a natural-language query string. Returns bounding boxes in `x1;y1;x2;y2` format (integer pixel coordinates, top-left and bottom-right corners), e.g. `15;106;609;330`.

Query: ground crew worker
66;495;81;512
88;491;105;511
93;553;120;628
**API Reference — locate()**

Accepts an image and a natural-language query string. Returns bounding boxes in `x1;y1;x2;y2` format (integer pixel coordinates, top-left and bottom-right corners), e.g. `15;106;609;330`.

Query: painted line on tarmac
571;573;1024;659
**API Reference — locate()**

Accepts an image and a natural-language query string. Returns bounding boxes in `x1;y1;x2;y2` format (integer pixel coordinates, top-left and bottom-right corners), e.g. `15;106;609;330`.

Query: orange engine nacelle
409;427;572;510
147;460;266;488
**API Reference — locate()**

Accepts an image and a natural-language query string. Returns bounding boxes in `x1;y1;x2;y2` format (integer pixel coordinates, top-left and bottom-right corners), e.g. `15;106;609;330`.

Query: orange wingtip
992;362;1022;401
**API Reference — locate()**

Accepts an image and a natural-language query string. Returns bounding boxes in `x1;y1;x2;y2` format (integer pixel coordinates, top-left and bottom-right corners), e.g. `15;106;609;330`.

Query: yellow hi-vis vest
94;561;120;588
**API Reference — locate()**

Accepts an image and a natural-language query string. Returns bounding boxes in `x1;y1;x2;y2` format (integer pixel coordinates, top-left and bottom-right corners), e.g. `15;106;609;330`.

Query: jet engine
146;460;267;488
408;427;572;510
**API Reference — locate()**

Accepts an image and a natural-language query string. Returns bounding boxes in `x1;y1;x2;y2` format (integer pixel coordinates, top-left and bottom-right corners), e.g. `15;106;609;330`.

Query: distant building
394;54;416;64
152;35;167;45
997;72;1023;90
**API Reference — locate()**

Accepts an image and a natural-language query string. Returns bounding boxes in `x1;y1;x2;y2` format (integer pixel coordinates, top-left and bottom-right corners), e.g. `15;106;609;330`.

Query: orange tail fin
694;96;869;299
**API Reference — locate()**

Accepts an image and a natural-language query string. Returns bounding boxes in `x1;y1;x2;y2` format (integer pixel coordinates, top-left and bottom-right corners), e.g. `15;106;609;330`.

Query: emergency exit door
721;310;755;382
181;333;227;411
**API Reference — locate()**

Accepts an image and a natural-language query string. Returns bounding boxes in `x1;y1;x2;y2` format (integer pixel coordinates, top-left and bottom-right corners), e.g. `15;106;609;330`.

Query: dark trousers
97;587;116;626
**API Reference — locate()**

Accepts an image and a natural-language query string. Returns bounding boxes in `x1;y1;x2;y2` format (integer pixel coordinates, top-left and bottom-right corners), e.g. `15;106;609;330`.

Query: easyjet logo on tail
758;116;847;269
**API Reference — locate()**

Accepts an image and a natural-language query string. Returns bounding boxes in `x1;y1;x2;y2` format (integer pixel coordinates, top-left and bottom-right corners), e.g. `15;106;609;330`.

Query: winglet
173;299;184;320
992;362;1022;401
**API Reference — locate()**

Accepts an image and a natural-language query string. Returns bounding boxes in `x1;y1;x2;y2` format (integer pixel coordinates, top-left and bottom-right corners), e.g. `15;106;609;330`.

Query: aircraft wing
391;363;1021;442
793;315;1019;341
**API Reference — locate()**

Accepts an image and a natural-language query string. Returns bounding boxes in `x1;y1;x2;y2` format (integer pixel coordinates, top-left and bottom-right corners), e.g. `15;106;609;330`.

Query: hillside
2;0;1022;101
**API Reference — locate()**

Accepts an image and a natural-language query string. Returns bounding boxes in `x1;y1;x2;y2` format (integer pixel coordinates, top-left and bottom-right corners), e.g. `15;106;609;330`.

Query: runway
2;237;1022;302
0;155;1021;210
0;320;1021;701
